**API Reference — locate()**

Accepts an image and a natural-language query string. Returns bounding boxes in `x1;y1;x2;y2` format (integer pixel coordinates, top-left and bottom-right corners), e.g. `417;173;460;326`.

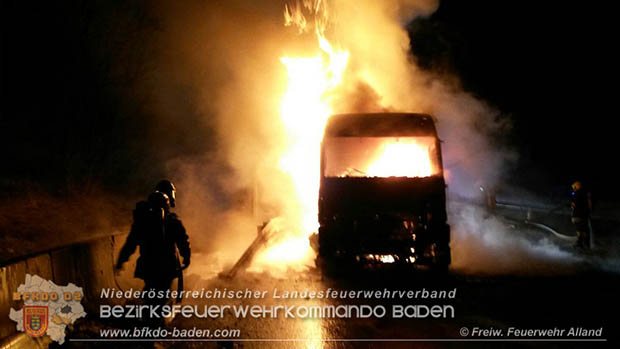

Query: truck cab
318;113;451;270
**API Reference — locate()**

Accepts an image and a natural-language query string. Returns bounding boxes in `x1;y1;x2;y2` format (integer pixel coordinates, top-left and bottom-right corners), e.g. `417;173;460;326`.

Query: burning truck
317;113;451;270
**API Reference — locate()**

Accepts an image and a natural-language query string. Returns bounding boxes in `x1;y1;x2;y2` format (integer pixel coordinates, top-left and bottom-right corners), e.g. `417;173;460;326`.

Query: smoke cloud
142;0;573;275
449;203;581;275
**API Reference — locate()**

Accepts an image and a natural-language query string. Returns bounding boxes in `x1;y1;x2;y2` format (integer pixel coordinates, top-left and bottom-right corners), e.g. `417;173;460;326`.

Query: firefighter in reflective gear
570;181;592;249
115;189;191;312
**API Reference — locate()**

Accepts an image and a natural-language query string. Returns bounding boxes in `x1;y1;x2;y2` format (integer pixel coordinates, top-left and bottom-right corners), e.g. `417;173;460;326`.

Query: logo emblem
23;306;48;337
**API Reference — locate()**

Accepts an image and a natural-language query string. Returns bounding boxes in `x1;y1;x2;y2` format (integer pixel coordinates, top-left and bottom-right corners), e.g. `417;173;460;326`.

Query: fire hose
497;213;578;243
523;221;577;242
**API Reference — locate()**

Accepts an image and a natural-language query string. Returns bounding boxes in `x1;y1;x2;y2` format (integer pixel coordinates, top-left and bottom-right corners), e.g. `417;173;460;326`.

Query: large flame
251;1;348;270
278;39;348;234
367;139;434;178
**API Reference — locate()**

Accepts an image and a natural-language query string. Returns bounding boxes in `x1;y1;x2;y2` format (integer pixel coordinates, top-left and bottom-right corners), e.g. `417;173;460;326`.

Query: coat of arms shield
23;305;48;337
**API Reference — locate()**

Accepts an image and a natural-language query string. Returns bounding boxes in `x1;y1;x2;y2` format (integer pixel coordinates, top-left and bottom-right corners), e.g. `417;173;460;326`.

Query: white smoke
146;0;583;275
449;203;582;275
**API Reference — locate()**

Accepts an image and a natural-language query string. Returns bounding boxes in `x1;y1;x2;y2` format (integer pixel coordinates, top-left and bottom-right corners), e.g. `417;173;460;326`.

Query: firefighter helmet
148;191;170;211
155;179;177;207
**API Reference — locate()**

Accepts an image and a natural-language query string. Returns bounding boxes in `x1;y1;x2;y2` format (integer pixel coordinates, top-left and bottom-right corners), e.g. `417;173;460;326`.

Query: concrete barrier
0;233;142;347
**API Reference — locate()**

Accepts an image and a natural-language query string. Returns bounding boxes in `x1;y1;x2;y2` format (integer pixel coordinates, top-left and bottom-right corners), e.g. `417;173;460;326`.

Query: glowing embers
357;254;417;264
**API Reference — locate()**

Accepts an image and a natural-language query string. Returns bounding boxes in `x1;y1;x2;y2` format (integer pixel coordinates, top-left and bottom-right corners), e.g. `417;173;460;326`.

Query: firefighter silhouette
155;179;177;208
570;181;592;249
116;181;190;322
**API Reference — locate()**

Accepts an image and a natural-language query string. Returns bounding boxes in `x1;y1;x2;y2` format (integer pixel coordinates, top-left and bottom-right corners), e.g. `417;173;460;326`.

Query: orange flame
251;1;348;271
367;139;434;178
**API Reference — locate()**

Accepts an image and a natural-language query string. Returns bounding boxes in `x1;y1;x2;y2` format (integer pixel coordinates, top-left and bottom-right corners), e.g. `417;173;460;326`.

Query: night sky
409;0;614;197
1;0;614;200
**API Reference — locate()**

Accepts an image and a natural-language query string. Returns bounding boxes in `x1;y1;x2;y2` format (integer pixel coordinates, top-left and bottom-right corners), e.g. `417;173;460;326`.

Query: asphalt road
171;265;618;348
66;207;620;348
67;257;619;348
